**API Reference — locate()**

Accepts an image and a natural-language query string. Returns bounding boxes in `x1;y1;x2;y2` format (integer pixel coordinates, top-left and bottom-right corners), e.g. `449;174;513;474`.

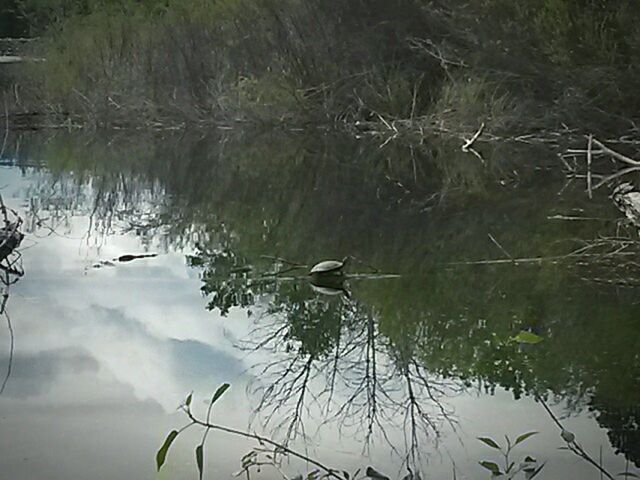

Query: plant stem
184;409;343;479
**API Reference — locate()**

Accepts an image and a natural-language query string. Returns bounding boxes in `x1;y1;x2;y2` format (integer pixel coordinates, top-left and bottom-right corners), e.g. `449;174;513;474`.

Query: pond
0;129;638;480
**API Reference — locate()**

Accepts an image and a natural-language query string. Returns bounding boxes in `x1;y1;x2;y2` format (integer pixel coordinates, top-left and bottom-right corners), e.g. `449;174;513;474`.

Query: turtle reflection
309;275;351;298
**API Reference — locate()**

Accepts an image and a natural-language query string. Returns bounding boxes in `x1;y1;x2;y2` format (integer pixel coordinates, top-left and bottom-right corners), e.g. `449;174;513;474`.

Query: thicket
5;0;640;135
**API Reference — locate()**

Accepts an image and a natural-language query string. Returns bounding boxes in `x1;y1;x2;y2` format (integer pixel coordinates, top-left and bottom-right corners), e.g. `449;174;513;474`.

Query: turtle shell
309;260;345;274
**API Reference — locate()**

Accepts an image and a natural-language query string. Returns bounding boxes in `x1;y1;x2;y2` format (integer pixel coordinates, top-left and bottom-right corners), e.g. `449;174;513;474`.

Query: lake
0;129;638;480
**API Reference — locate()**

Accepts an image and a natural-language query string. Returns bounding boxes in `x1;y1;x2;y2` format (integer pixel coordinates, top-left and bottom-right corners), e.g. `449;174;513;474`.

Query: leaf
511;331;544;344
514;431;538;446
526;462;546;480
617;473;640;478
211;383;230;405
156;430;179;471
196;444;204;480
478;437;501;450
365;466;390;480
185;392;193;407
479;461;502;475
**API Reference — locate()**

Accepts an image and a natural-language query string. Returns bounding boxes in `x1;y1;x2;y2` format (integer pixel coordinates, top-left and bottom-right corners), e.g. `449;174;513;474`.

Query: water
0;130;638;480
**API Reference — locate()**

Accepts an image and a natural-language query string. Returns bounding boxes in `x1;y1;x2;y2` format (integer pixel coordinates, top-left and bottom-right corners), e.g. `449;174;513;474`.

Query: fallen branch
592;138;640;166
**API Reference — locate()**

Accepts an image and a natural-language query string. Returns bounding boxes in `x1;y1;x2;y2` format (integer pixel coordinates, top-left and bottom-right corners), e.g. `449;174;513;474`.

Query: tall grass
9;0;640;134
21;0;442;127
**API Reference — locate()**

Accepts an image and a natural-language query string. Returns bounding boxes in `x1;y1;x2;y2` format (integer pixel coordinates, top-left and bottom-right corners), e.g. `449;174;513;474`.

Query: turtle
309;256;350;275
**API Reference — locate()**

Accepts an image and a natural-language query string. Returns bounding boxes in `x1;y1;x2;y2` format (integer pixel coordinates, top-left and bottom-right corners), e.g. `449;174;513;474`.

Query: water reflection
0;130;639;478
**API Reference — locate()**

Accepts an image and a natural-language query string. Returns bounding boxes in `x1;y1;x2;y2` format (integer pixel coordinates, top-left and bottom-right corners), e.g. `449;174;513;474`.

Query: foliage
477;432;544;479
6;0;640;134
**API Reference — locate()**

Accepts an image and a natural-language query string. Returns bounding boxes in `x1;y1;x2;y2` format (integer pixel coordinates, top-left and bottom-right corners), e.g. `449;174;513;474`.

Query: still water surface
0;131;638;479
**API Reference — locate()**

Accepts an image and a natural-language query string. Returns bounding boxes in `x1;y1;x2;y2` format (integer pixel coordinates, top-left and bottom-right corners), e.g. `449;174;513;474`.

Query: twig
0;309;13;395
586;134;593;199
184;409;342;479
547;215;614;222
487;233;512;260
260;255;306;268
446;250;637;266
409;75;423;127
464;146;485;164
0;95;8;159
536;395;614;480
462;123;485;151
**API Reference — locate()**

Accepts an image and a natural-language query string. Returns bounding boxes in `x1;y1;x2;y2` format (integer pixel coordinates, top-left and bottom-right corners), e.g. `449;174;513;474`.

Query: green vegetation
3;1;640;135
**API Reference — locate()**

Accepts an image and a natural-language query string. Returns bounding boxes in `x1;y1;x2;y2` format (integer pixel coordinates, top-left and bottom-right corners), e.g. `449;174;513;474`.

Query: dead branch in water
564;135;640;192
462;122;485;151
448;237;640;267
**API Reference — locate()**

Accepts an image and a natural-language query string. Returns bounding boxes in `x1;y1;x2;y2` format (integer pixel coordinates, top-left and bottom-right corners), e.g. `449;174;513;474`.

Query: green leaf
211;383;230;405
479;461;502;475
185;392;193;407
196;444;204;480
511;331;544;344
514;431;538;446
478;437;501;450
156;430;179;471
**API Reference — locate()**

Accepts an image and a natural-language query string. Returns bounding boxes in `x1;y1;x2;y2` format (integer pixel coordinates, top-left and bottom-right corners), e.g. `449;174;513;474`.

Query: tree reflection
192;246;462;467
9;129;640;470
0;196;24;395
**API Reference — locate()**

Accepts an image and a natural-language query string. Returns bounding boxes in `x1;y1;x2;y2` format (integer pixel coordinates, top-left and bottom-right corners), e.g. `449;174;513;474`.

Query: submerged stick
586;134;593;199
487;233;512;260
592;166;640;191
447;251;637;266
0;95;8;159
